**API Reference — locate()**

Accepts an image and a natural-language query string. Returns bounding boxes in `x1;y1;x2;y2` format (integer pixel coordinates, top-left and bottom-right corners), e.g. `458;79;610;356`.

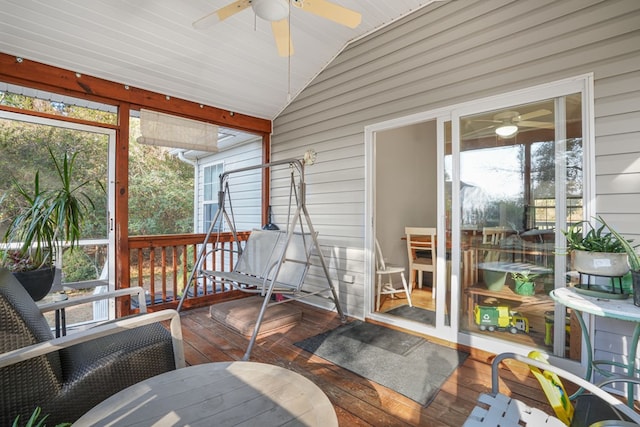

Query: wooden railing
128;231;251;311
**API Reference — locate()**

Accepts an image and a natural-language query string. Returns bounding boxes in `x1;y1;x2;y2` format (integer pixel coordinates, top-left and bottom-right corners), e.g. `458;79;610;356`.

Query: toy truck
474;305;529;334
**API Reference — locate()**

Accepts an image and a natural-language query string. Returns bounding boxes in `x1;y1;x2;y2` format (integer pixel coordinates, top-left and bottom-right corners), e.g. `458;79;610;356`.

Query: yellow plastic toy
528;350;574;425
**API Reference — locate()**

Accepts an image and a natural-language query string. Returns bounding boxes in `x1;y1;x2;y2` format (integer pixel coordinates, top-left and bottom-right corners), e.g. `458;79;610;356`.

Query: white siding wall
196;139;263;232
271;0;640;340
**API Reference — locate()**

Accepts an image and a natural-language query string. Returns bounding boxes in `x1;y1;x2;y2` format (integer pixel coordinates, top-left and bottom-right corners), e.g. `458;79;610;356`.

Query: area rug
386;305;436;324
386;305;452;325
294;321;468;406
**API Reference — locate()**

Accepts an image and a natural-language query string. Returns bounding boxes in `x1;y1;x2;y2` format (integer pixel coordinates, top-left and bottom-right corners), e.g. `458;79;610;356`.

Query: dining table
74;361;338;426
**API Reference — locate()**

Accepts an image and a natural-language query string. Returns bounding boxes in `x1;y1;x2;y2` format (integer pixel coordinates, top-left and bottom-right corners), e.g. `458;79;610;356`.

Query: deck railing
34;233;251;333
128;231;251;311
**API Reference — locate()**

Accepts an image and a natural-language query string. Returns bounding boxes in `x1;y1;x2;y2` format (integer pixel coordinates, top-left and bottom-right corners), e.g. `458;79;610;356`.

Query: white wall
375;121;437;270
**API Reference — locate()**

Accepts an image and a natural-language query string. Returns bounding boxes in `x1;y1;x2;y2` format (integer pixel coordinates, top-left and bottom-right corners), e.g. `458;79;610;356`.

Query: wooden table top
465;283;542;302
74;361;338;427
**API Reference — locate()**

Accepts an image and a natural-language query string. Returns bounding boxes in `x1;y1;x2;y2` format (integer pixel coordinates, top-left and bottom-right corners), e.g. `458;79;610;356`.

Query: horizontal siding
271;0;640;323
196;140;263;232
593;317;640;396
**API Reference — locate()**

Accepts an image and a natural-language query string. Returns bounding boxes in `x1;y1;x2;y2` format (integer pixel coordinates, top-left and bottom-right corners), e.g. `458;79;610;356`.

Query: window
203;162;224;232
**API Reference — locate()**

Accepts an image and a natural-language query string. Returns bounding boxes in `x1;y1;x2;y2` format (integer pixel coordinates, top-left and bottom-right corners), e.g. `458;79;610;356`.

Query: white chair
405;227;437;298
464;352;640;427
375;239;412;311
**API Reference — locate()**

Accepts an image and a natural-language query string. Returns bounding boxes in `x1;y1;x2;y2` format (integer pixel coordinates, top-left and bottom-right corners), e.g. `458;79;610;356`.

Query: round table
74;361;338;426
550;287;640;407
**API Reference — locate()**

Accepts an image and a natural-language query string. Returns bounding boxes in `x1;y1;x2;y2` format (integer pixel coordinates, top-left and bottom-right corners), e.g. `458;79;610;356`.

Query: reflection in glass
456;95;583;360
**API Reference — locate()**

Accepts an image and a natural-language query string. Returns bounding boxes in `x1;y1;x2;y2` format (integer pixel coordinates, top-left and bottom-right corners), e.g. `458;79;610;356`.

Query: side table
550;287;640;407
36;292;69;337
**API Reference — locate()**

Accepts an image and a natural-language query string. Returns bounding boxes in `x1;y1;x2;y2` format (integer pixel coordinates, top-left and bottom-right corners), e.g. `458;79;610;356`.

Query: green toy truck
474;305;529;334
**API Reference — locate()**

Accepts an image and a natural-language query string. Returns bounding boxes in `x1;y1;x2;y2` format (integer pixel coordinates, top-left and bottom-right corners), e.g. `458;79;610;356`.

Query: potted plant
597;216;640;306
1;146;101;300
511;270;539;296
562;217;630;278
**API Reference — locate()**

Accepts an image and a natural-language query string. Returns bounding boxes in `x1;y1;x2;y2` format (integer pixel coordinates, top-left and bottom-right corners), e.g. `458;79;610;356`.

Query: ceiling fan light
252;0;289;22
495;124;518;138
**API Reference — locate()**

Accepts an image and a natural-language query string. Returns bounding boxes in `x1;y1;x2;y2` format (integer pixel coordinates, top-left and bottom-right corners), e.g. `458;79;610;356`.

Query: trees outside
127;116;194;235
0;100;195;281
0;119;108;239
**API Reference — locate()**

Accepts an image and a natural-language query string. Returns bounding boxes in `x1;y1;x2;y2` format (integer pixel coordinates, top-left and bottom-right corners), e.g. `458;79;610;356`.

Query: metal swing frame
177;155;345;360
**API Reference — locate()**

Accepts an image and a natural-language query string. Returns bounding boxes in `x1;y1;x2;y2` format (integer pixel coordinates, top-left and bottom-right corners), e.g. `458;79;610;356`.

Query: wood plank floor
179;301;555;426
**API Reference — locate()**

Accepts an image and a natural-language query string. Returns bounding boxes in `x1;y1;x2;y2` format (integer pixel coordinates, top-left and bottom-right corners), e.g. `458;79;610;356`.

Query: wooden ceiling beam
0;52;272;135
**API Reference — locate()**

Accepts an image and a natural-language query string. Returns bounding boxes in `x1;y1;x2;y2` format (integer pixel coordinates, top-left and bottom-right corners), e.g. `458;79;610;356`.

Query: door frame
365;107;455;342
0;110;117;309
364;73;595;367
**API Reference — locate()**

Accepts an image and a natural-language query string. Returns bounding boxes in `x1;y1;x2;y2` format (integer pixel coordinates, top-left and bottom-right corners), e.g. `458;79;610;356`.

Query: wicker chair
0;268;185;425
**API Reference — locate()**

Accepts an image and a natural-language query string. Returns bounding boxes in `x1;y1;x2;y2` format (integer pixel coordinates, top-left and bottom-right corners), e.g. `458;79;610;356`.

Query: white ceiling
0;0;442;120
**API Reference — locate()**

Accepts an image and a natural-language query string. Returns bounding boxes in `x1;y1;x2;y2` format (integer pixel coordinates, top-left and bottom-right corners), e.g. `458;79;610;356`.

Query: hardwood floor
179;301;554;426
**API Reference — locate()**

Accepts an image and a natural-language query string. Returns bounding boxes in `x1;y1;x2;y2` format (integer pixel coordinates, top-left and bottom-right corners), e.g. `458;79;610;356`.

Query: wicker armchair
0;268;185;425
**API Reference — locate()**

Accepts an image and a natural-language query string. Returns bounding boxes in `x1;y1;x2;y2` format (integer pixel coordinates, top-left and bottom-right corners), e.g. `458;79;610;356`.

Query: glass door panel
0;112;114;324
456;95;583;360
374;120;441;327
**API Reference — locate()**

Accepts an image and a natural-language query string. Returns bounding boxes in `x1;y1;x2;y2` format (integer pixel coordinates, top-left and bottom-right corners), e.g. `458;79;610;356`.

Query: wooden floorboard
178;301;554;426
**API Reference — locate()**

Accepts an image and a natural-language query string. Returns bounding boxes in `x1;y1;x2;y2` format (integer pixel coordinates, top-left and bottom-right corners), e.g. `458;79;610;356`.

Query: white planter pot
572;250;630;277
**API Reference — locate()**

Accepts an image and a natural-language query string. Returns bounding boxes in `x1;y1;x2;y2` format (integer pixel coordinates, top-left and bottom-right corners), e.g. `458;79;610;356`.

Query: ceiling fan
464;109;554;139
193;0;362;56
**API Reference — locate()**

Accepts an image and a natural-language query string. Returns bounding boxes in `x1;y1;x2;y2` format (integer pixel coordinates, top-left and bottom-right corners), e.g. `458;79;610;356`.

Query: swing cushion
209;296;302;336
202;229;315;293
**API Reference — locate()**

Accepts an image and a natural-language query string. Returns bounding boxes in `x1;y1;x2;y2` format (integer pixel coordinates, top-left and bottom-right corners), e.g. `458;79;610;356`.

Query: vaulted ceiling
0;0;444;120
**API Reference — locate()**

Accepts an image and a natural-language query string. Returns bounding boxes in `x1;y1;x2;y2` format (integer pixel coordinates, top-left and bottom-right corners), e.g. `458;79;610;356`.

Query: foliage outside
1;109;195;280
1;146;102;271
62;248;99;282
128;117;194;235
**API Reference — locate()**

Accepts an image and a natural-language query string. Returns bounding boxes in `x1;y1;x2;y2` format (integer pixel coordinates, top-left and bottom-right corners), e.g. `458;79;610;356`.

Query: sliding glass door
453;90;586;361
367;75;593;362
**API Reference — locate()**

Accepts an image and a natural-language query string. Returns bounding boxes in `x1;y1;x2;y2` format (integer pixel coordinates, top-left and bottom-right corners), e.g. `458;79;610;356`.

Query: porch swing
177;151;345;360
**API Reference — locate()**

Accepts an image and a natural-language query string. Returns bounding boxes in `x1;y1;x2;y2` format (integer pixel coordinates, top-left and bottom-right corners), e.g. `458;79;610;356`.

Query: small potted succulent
511;270;539;296
597;216;640;306
562;217;630;278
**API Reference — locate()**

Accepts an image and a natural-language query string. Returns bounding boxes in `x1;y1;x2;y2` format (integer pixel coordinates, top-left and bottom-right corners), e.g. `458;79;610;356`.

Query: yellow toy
528;350;574;425
474;305;529;334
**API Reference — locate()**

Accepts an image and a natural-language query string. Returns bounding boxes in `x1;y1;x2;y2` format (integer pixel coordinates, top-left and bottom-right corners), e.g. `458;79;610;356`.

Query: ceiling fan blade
517;121;554;129
272;19;294;57
295;0;362;29
193;0;251;29
518;109;552;121
463;125;497;138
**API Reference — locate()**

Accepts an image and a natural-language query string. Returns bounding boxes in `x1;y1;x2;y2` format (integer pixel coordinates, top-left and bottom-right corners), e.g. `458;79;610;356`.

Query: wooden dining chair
482;226;512;244
375;239;412;311
481;226;512;263
405;227;437;299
